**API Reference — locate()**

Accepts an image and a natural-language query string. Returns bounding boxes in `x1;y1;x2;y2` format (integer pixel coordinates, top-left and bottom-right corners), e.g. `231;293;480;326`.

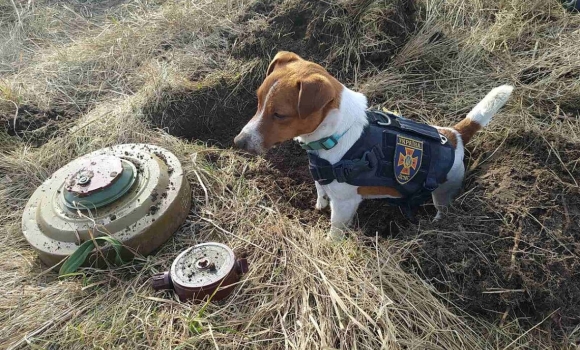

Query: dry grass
1;0;580;348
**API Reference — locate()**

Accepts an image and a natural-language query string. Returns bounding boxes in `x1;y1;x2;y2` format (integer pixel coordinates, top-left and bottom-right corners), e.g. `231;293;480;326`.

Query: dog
234;51;513;240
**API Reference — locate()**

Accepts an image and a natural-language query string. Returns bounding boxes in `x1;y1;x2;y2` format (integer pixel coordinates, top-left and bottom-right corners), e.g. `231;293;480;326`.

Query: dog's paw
326;227;346;242
315;195;329;210
432;211;443;223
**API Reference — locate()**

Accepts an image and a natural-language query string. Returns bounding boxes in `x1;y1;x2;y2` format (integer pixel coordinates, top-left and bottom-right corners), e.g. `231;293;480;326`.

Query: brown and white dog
234;51;513;240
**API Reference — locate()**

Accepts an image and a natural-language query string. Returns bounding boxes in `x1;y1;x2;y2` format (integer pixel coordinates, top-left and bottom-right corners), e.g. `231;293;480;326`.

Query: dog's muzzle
233;132;262;155
233;132;249;150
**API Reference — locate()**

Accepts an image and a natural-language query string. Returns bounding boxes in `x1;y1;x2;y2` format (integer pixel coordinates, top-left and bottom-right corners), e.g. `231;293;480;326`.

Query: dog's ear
297;74;335;118
266;51;301;76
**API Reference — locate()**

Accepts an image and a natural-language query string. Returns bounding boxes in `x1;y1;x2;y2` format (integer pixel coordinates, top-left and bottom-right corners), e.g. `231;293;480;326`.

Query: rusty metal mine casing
151;243;249;302
21;144;192;267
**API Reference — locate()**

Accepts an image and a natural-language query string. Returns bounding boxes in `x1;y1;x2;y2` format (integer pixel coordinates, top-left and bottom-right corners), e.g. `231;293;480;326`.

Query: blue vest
307;110;455;208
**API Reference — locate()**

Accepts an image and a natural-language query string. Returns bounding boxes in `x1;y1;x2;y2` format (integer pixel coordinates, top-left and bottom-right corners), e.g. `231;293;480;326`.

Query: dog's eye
273;113;287;120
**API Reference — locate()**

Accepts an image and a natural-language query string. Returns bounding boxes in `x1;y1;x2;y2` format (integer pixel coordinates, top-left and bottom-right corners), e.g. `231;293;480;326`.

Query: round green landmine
22;144;192;267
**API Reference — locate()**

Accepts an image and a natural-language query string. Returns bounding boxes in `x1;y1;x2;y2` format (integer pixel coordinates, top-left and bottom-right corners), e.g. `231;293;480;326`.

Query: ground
1;0;580;349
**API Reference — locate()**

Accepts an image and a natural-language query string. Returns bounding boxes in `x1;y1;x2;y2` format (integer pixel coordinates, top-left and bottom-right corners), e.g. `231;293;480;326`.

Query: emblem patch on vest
394;135;423;185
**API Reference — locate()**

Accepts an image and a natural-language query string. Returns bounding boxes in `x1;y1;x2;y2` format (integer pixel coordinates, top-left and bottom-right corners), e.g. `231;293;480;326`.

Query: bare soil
2;104;74;146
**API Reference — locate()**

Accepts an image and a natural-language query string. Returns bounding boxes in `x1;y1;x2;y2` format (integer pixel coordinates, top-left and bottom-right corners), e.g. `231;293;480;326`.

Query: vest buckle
332;149;378;183
372;111;392;126
377;117;391;126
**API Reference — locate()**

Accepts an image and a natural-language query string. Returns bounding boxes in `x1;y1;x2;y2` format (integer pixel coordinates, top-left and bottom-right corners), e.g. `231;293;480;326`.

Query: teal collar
299;127;351;151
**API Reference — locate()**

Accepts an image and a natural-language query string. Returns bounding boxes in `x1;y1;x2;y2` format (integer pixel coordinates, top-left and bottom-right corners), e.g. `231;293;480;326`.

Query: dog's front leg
315;182;329;210
328;196;362;241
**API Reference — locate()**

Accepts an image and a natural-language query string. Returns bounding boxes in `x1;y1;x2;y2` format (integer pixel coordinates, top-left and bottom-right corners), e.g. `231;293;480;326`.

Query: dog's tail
453;85;514;144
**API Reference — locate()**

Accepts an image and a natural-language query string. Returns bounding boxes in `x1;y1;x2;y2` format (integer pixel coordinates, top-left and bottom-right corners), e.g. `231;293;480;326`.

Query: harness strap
424;144;444;191
309;147;380;185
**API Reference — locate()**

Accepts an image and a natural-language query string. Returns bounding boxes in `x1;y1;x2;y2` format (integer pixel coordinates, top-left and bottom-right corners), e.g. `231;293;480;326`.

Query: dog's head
233;51;342;154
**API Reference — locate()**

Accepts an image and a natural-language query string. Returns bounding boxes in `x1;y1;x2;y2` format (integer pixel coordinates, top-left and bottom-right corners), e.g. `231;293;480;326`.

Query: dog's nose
233;133;249;150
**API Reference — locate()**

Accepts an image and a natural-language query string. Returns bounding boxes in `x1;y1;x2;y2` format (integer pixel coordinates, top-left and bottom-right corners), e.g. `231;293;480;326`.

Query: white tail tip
467;84;514;127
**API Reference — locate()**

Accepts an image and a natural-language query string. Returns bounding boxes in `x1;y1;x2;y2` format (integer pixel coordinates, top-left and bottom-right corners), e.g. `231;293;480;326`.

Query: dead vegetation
1;0;580;348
